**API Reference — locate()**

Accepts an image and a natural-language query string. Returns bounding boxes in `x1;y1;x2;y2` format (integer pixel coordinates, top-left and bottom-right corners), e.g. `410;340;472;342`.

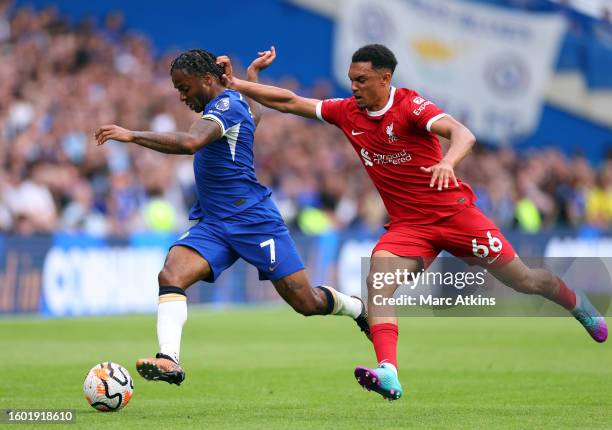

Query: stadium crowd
1;5;611;236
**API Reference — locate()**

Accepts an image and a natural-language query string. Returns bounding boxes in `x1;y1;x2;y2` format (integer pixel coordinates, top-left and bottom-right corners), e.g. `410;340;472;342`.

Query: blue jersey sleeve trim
202;114;226;136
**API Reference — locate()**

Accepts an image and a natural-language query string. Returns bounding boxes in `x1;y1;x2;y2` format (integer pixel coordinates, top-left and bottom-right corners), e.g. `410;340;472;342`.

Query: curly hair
351;44;397;73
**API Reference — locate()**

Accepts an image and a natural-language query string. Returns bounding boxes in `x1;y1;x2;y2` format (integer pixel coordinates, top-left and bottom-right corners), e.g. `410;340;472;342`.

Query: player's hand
420;160;459;191
216;55;235;88
94;125;135;146
247;46;276;77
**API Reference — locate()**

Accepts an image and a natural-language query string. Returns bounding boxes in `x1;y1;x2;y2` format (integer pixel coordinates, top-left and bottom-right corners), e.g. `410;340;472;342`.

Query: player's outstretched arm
244;47;276;125
235;79;319;119
94;119;222;155
217;55;319;119
420;116;476;190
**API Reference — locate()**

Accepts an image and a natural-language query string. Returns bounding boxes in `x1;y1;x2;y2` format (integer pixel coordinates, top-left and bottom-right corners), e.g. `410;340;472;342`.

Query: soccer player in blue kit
94;48;368;385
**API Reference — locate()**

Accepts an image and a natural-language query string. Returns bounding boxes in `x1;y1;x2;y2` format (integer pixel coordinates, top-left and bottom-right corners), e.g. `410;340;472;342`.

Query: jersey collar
366;86;396;117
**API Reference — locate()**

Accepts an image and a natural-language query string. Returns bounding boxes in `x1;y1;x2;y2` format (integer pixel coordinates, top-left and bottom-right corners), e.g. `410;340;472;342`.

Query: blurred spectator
0;1;11;43
59;180;109;236
4;162;57;233
586;160;612;227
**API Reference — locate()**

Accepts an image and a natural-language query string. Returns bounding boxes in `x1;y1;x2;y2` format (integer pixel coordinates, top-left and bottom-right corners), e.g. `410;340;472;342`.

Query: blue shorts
172;198;304;282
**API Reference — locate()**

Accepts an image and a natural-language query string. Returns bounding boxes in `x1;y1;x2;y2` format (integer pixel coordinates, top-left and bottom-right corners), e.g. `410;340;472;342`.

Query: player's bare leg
354;251;421;401
489;257;607;342
136;245;212;385
271;269;369;338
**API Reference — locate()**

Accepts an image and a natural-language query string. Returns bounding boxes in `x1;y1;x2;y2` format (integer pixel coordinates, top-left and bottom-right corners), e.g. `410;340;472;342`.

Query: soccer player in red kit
217;45;607;401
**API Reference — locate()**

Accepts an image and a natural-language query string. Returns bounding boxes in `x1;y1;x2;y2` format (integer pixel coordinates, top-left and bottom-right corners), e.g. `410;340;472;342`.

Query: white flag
333;0;566;141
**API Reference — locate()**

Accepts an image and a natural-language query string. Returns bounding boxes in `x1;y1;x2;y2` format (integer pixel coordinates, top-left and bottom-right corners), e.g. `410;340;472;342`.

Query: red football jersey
316;87;476;225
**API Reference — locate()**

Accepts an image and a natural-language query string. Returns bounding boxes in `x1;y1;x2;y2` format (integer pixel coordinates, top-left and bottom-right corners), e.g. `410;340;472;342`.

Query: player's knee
367;270;393;292
366;272;377;290
158;267;186;290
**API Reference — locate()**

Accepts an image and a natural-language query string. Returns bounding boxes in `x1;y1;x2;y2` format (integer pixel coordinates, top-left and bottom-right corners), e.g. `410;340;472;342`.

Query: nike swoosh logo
487;254;501;264
269;266;277;272
351;130;365;135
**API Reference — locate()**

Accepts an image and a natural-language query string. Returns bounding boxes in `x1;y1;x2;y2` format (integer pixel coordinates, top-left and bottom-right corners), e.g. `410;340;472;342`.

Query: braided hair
170;49;224;79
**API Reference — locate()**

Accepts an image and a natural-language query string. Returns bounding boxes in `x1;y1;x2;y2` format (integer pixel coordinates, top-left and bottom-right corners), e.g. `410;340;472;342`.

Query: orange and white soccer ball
83;362;134;412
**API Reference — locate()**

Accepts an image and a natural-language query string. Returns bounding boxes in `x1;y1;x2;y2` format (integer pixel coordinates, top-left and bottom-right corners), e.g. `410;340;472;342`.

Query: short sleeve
201;96;242;136
406;93;447;132
315;98;348;126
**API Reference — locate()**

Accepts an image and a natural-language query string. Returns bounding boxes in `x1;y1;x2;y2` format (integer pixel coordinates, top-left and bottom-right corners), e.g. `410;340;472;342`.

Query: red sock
371;323;398;369
552;277;576;311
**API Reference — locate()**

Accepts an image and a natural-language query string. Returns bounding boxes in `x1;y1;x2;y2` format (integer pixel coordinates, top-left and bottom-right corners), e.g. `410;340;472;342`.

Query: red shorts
372;205;517;269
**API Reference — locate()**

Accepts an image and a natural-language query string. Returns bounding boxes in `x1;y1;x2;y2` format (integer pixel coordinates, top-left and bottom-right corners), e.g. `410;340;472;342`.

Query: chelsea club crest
215;98;230;111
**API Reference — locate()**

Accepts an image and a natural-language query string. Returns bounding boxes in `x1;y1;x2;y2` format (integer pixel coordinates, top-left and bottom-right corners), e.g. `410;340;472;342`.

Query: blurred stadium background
0;0;611;317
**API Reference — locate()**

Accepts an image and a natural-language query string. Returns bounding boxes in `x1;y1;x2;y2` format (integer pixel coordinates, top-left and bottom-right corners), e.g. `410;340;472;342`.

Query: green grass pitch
1;307;610;429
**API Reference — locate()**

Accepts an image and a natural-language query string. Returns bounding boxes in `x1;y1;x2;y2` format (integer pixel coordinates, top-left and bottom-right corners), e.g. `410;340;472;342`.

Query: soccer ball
83;362;134;412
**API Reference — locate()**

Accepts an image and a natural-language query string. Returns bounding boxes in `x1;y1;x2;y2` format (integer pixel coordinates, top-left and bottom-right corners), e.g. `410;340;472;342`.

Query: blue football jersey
188;89;271;220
